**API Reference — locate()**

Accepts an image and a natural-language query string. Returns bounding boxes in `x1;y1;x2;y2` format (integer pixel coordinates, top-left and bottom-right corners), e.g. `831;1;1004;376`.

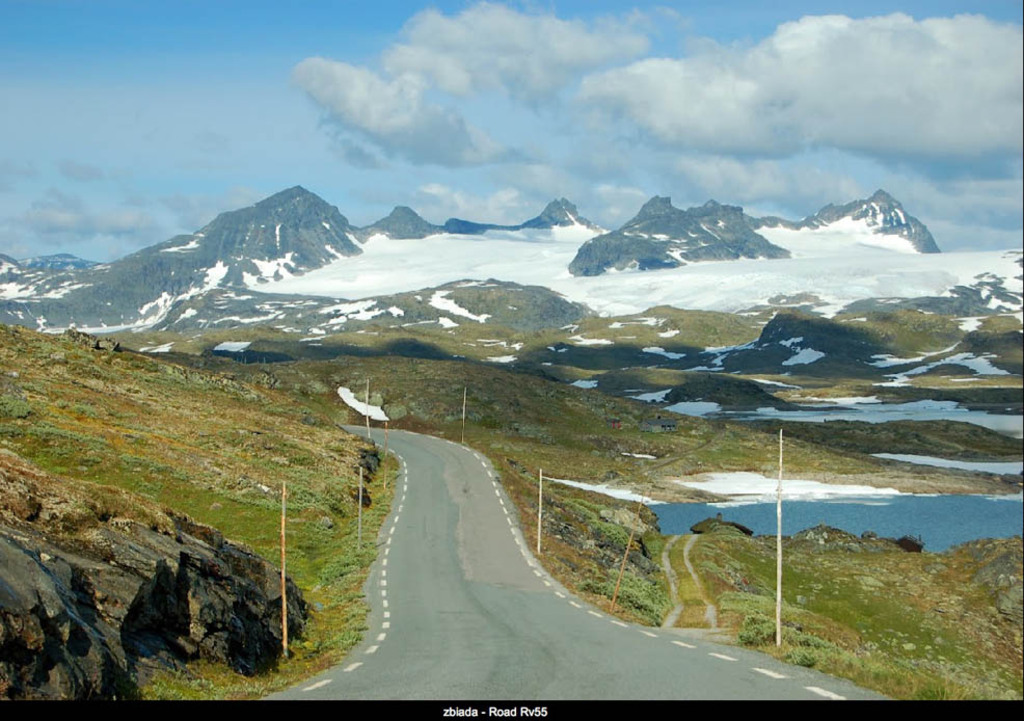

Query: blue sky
1;1;1020;261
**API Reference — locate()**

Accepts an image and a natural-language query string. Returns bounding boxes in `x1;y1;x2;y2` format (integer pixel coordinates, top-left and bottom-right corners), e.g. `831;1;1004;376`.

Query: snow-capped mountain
568;197;789;276
753;189;940;255
20;254;98;271
1;186;1020;333
0;186;362;330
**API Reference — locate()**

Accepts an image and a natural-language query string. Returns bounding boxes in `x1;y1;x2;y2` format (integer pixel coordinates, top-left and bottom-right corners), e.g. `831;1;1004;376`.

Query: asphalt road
269;428;884;701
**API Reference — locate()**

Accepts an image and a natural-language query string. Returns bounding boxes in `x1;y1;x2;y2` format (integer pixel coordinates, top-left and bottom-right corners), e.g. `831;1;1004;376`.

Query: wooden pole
364;378;371;440
281;479;288;658
776;428;783;647
536;468;543;555
383;421;389;491
461;386;467;444
611;495;644;611
358;466;364;548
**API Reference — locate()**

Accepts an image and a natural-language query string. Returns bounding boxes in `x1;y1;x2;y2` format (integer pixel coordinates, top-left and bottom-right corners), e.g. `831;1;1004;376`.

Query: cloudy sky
1;0;1020;261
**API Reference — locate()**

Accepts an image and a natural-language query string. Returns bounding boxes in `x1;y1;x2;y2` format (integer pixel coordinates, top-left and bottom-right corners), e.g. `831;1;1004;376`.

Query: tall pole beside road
537;468;543;555
281;479;288;658
461;386;467;444
776;429;783;647
358;466;364;548
611;494;645;611
364;378;371;440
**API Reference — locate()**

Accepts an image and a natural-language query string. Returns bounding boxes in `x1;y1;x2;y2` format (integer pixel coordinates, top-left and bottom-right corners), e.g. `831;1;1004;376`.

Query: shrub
0;396;31;419
785;648;817;667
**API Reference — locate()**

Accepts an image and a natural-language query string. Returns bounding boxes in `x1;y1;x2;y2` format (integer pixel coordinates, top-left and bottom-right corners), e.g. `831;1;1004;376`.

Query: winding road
269;429;883;701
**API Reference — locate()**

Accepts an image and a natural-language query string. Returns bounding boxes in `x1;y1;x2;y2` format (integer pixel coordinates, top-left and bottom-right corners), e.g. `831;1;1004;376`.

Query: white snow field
253;221;1021;318
675;472;905;503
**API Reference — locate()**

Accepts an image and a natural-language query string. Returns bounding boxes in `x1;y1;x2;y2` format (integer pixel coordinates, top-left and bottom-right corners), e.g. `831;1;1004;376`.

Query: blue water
654;493;1023;551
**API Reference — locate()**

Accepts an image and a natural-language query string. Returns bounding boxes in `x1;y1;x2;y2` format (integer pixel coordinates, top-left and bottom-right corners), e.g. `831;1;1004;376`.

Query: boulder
0;451;306;699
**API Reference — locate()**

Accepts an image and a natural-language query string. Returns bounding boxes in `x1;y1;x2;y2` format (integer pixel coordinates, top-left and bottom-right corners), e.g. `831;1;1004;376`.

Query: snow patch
569;335;613;346
643;346;686;360
213;341;251;352
675;472;904;502
429;290;490;323
782;348;826;366
545;477;662;505
630;389;672;403
337;386;389;421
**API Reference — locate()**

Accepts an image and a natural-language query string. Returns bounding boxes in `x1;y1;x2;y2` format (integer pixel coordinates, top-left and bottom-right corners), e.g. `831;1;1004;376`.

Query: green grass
677;529;1023;700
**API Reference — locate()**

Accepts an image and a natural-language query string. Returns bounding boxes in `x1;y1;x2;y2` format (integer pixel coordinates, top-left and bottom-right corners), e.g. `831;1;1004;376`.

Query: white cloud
413;183;533;225
160;186;266;231
292;57;505;167
383;2;649;101
23;189;156;237
674;155;865;210
592;184;651;226
579;13;1023;164
0;159;36;192
58;160;105;182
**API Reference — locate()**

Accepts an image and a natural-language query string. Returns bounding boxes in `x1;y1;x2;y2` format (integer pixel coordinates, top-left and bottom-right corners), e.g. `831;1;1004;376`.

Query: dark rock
0;452;306;700
690;516;754;536
895;535;925;553
62;328;120;352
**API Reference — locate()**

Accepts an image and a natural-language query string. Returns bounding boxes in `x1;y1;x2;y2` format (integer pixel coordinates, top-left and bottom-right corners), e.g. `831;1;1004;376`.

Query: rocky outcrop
690;515;754;537
0;450;305;699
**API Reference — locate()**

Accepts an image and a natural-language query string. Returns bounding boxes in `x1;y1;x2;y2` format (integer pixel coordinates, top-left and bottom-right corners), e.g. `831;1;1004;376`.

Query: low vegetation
671;527;1022;700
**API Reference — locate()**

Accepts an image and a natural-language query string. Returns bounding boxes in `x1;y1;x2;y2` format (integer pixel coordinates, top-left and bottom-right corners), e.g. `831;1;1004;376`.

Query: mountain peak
253;185;324;211
867;189;897;205
636;196;676;219
360;206;441;239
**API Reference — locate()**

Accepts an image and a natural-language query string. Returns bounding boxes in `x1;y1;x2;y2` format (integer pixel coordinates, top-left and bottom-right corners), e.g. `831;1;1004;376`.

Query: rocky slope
0;450;306;699
568;197;789;276
754;189;940;253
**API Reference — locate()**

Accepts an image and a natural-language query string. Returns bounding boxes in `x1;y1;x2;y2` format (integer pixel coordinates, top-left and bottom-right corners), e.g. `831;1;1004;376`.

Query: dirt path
682;534;717;629
660;535;684;628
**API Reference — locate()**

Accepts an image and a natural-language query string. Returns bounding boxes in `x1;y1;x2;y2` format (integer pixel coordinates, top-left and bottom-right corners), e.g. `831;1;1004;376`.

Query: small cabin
640;417;677;433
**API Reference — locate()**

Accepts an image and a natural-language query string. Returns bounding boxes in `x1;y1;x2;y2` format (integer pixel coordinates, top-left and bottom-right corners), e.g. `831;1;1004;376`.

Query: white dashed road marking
365;645;379;655
376;633;387;642
611;620;628;628
709;653;737;662
672;641;696;649
570;601;582;609
343;663;362;673
806;687;845;700
588;611;603;618
303;679;332;691
753;668;787;680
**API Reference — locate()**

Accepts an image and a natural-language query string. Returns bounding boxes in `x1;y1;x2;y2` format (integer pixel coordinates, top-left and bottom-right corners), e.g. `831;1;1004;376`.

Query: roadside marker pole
776;428;783;647
461;386;467;444
383;421;389;491
364;378;371;440
537;469;543;555
611;494;644;611
281;479;288;658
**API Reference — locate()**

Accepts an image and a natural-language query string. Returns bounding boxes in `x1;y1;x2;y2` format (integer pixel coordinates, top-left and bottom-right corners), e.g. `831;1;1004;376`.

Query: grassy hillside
672;527;1022;699
0;324;394;698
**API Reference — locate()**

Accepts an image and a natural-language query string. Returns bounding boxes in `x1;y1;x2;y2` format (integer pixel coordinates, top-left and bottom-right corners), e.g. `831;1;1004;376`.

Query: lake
654;492;1023;551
